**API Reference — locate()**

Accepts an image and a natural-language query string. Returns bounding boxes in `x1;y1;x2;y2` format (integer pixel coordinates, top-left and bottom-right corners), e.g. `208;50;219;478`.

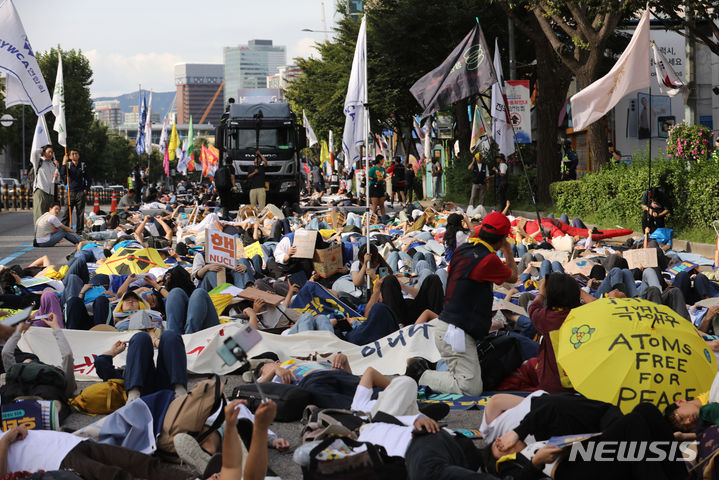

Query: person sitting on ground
34;202;82;247
117;188;135;209
410;212;518;396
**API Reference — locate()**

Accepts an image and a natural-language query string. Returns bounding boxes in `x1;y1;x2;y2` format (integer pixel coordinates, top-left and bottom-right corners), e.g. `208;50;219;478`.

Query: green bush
666;122;712;164
549;151;719;231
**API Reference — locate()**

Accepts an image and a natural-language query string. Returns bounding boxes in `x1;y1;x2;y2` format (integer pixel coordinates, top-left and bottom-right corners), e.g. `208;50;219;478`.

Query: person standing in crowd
411;211;518;395
368;154;387;216
386;156;406;206
608;141;622;165
492;154;508;211
60;149;90;234
404;158;416;204
468;152;489;207
34;202;82;247
248;150;267;210
132;164;144;204
31;145;59;224
431;156;442;199
311;162;325;195
641;186;670;234
561;140;578;181
214;159;237;218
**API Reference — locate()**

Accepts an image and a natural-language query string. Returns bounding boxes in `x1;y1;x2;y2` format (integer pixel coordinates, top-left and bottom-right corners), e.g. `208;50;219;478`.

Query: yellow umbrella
556;297;716;413
96;248;167;276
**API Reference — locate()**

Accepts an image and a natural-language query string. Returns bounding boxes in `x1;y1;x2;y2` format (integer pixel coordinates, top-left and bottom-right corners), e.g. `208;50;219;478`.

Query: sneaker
174;433;211;474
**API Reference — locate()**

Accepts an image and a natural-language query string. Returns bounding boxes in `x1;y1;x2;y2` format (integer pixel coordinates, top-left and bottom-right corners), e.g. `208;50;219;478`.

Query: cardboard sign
293;230;318;259
238;286;285;307
206;230;236;269
244;241;263;260
313;243;343;278
623;248;658;270
564;259;595;276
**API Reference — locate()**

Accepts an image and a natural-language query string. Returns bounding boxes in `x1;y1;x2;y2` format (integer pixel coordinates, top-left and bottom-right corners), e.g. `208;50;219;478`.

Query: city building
266;64;302;94
124;105;160;128
175;63;224;125
223;39;286;105
94;100;123;128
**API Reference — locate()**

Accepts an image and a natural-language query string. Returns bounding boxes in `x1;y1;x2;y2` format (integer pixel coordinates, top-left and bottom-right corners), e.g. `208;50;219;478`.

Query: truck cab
216;102;306;204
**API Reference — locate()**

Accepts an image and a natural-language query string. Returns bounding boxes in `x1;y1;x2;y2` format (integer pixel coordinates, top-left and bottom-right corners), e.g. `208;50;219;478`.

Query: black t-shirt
249;165;266;190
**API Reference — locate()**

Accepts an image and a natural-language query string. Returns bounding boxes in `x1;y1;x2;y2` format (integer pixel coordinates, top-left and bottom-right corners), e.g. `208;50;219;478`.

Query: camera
217;323;262;366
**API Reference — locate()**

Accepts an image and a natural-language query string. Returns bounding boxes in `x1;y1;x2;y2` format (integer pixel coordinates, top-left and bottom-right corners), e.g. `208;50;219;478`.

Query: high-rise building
123;105;160;128
266;65;302;91
175;63;224;125
223;40;286;105
94;100;123;128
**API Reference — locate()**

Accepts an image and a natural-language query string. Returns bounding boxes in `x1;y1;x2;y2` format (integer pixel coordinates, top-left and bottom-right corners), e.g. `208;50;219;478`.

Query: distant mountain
93;90;176;121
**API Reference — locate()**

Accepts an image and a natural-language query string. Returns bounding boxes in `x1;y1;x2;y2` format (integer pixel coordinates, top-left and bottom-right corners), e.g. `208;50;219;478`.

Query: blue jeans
36;229;82;247
86;231;119;241
65;296;110;329
166;288;220;334
65;257;89;284
308;218;331;230
538;260;565;278
199;259;255;290
124;330;187;394
287;313;334;334
386;251;414;273
594;267;638;298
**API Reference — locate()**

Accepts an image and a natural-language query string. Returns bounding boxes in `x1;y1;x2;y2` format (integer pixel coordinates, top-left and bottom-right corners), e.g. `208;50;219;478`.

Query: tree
650;1;719;56
522;0;643;170
497;3;573;202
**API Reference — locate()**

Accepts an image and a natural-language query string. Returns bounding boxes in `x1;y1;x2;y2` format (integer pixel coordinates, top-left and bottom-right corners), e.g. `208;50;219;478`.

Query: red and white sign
505;80;531;143
206;231;236;269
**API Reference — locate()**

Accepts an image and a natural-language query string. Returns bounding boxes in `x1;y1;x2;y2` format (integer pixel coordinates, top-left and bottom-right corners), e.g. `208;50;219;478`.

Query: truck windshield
229;128;294;150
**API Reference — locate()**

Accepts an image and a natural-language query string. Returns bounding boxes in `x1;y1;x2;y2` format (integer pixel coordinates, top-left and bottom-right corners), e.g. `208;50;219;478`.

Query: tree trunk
453;98;471;156
576;68;608;171
534;40;572;204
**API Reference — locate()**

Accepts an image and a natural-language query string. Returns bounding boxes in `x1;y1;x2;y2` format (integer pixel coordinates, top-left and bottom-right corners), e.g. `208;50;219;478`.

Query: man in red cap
409;211;518;396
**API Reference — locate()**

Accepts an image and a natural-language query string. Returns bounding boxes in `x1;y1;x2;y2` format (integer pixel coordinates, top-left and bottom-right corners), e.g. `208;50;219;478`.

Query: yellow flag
320;140;330;167
168;121;180;161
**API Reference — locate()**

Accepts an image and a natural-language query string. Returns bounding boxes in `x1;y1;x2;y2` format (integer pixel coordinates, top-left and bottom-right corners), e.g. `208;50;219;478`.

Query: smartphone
378;267;389;278
217;324;262;366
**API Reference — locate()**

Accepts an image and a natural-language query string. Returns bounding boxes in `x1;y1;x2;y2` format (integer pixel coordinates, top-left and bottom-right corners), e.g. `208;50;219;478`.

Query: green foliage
666;122;712;164
550;152;719;232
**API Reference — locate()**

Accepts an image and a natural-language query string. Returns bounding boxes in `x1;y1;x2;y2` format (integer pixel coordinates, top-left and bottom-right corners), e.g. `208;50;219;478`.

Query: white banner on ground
18;321;441;380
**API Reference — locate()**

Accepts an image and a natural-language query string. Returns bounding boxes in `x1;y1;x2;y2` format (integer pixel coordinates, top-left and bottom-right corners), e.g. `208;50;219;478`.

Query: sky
13;0;339;98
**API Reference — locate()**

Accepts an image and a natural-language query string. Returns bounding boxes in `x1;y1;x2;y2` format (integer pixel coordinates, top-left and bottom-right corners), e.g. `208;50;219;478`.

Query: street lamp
0;111;26;176
0;114;14;127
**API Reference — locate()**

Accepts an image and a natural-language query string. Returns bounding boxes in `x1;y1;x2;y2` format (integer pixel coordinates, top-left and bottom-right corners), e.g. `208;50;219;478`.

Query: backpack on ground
157;374;226;461
69;379;126;415
1;361;67;403
300;406;366;443
302;436;407;480
232;382;314;422
477;331;524;391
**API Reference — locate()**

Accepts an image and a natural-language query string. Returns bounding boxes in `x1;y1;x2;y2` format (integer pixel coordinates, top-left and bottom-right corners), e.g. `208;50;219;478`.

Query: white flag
0;0;51;114
177;139;188;173
570;9;650;131
144;90;153;154
490;39;514;157
303;110;318;147
342;15;367;171
652;42;688;101
30;114;50;160
52;55;66;147
158;117;168;154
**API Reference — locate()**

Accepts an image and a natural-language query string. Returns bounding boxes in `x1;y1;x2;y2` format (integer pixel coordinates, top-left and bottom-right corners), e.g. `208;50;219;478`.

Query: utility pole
685;11;697;124
508;18;517;80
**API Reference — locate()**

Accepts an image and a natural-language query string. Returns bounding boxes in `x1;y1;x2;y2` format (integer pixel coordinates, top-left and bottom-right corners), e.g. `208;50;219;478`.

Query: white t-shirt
478;390;547;443
274;236;292;264
499;163;508;175
0;430;86;471
35;212;63;244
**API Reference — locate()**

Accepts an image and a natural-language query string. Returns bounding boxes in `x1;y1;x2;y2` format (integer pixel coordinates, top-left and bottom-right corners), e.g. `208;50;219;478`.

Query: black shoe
418;402;450;421
32;239;38;247
203;453;222;478
405;357;430;383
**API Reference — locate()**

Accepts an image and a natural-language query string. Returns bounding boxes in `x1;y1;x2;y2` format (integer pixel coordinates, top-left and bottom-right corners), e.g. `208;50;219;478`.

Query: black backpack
25;166;35;191
477;331;523;391
0;361;70;420
214;165;231;190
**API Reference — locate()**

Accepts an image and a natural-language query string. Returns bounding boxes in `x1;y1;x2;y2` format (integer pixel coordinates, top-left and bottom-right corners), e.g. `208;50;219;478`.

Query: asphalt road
0;208;488;479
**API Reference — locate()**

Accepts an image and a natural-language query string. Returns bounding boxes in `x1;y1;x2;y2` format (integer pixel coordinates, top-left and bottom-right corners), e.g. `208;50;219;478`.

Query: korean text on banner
205;230;236;269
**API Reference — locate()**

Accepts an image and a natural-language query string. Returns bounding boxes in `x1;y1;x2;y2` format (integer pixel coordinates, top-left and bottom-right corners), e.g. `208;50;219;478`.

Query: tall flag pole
144;90;153;158
51;53;70;225
135;86;146;155
186;116;195;172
